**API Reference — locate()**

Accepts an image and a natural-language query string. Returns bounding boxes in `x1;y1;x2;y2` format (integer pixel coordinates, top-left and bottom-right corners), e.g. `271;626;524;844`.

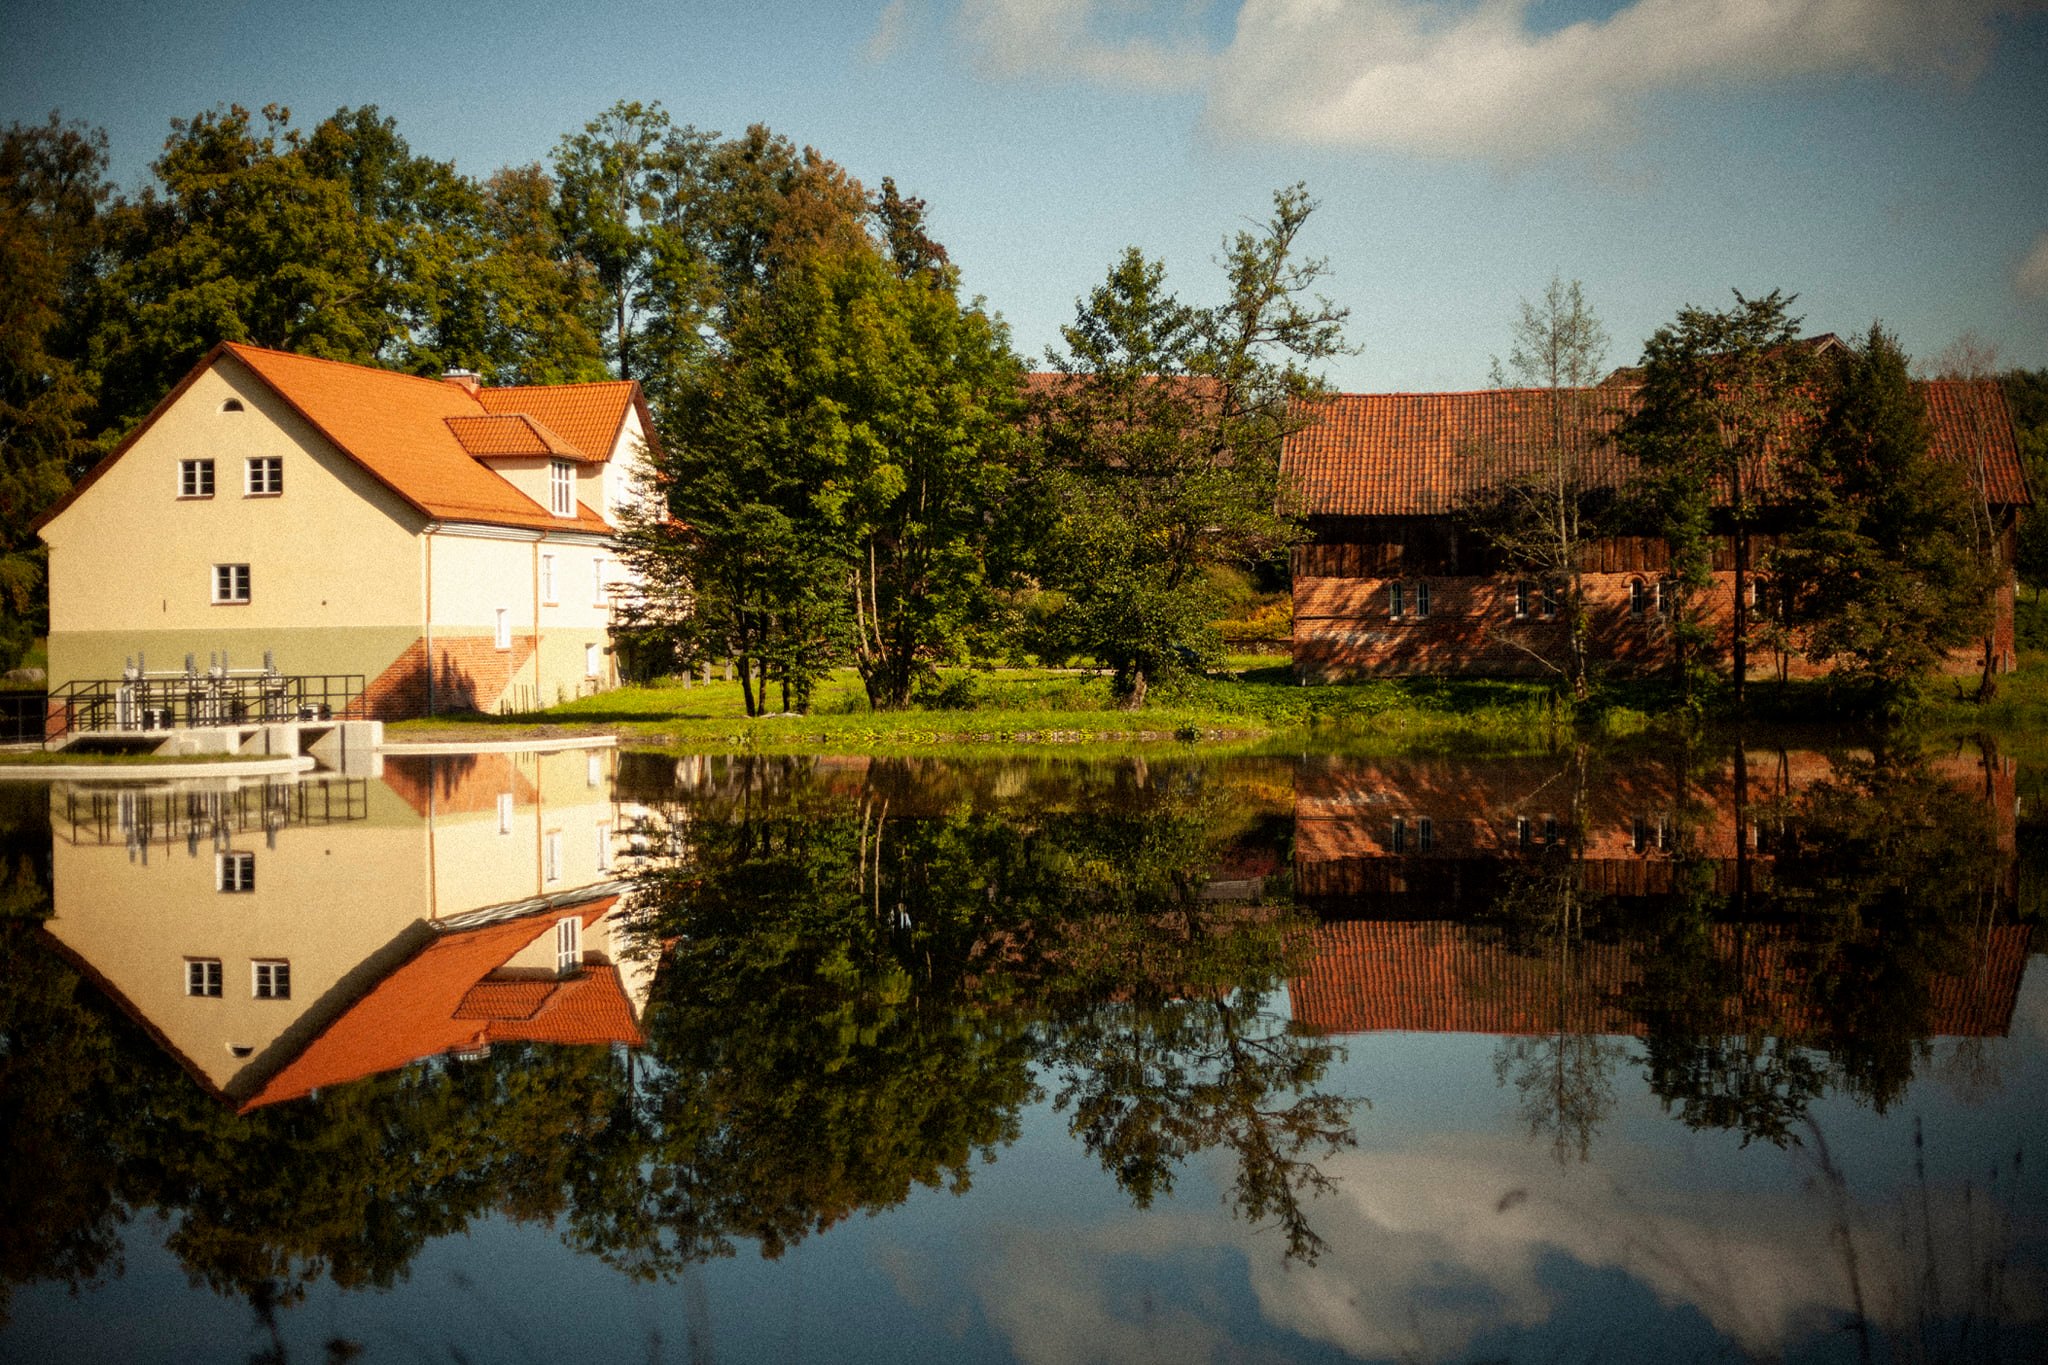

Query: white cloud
867;0;915;63
947;0;2044;161
2020;231;2048;300
957;0;1216;91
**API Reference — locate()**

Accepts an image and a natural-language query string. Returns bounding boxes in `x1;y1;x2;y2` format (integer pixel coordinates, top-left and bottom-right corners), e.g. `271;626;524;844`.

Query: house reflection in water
1289;749;2030;1043
37;746;654;1110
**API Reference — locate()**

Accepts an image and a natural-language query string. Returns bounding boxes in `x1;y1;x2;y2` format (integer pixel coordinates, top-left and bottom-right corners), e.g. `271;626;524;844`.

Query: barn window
1629;578;1647;616
1389;581;1405;618
1413;581;1431;618
1513;581;1529;619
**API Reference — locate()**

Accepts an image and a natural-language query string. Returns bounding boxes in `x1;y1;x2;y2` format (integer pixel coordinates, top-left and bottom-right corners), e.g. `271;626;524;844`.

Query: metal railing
44;670;366;746
55;778;371;853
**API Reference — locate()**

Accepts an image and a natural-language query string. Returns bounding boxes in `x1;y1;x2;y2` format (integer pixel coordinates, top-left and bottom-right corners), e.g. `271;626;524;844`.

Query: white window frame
186;958;223;997
596;822;612;872
544;830;562;883
592;557;607;606
216;851;255;893
497;792;515;835
555;916;581;976
585;642;601;678
550;459;574;517
1388;581;1405;619
540;553;557;605
1413;581;1431;619
212;563;251;605
245;456;283;496
179;458;215;498
1512;580;1528;619
495;608;511;650
252;960;291;1000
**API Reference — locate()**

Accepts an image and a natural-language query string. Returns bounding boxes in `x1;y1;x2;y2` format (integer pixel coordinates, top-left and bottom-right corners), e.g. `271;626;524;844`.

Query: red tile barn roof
1281;379;2028;517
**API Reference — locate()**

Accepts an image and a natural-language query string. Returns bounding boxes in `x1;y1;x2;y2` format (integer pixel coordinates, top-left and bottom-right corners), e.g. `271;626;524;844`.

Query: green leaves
1030;186;1347;706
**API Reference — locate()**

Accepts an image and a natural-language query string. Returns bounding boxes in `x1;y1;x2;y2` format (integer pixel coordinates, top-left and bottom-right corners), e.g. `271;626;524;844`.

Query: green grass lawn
386;596;2048;758
390;661;1573;755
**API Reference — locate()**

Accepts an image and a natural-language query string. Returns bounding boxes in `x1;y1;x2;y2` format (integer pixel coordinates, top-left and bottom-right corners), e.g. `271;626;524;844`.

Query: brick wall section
354;634;537;720
1295;566;2019;681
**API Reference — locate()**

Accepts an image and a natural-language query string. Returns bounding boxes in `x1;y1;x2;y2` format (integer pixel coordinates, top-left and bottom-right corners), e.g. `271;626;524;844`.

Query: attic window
550;460;574;517
220;399;244;413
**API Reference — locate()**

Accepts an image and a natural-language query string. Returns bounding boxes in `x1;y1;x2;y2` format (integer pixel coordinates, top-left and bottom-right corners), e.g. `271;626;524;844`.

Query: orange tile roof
34;342;643;535
445;413;587;459
1283;379;2029;517
478;382;641;464
220;344;615;532
241;897;643;1111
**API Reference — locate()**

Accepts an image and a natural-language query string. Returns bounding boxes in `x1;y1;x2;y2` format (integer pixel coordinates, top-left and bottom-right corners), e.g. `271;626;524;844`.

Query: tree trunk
1122;668;1149;711
1732;464;1748;711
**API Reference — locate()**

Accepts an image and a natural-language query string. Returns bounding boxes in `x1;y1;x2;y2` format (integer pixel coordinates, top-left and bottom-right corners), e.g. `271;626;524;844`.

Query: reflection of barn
1289;919;2032;1040
1287;749;2029;1040
1283;376;2030;680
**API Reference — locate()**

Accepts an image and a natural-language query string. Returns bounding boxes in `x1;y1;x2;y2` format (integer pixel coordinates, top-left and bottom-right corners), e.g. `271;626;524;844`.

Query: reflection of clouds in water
963;1215;1291;1365
934;1132;2040;1363
1245;1137;1845;1359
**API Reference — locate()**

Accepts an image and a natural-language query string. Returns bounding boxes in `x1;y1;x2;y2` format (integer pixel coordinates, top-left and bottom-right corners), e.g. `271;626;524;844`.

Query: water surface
0;744;2042;1362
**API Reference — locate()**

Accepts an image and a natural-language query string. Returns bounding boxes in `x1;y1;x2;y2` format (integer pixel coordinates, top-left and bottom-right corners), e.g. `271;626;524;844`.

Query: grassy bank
390;661;1582;756
386;597;2048;758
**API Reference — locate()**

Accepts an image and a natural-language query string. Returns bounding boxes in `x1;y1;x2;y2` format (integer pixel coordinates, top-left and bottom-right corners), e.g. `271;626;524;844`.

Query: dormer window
550;460;574;517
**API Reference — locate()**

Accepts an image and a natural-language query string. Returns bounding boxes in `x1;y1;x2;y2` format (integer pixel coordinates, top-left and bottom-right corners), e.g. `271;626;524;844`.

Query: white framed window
212;563;251;604
540;553;557;605
1630;578;1647;617
497;792;514;835
1512;580;1529;619
1418;816;1434;852
1413;581;1431;618
179;459;215;498
544;830;562;883
554;916;581;975
592;557;607;606
596;823;611;872
245;456;283;496
550;459;574;516
585;642;600;678
495;608;511;650
586;752;603;787
1516;815;1531;849
1539;584;1558;620
1390;816;1406;854
252;960;291;999
186;958;223;997
216;851;255;893
1388;581;1405;619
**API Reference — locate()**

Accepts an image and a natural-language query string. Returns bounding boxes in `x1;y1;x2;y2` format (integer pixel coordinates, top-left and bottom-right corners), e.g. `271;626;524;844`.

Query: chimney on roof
443;368;482;395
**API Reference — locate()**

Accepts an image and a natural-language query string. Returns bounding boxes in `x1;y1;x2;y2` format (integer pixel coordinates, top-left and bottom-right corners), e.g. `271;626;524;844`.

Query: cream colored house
33;343;660;718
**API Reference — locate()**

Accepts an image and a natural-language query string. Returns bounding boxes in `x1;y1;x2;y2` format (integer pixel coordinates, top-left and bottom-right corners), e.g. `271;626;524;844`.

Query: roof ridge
223;342;484;399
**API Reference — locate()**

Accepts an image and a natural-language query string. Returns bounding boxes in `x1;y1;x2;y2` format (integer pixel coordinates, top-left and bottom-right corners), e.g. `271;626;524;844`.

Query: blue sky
5;0;2045;390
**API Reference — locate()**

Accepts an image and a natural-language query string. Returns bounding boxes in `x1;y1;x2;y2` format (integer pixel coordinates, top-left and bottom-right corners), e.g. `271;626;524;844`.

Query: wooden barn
1282;377;2030;682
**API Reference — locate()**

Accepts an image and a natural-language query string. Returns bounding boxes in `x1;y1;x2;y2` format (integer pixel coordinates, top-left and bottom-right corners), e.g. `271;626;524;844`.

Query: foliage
1469;276;1615;699
1031;185;1348;707
1770;325;1996;706
0;114;109;668
2003;367;2048;590
1622;289;1821;705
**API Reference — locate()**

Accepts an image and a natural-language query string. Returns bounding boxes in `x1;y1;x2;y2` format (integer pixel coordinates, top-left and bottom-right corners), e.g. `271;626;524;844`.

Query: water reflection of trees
1449;742;2020;1155
0;756;1355;1324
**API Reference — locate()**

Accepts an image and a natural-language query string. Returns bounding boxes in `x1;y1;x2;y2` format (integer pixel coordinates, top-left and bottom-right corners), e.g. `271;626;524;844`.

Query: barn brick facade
1283;376;2029;682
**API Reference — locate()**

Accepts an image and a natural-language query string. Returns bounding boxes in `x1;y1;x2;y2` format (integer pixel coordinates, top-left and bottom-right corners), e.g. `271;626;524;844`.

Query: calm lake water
1;743;2044;1363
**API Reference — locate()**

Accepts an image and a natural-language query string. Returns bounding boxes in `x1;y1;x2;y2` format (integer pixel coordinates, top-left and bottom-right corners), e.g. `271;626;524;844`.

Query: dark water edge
2;744;2044;1363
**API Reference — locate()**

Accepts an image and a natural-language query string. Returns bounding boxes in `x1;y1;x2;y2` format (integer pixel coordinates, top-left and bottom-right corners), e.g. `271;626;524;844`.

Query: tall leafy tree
1622;290;1818;706
2003;367;2048;597
1034;185;1349;707
1470;276;1615;699
0;114;109;668
1770;326;1996;704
